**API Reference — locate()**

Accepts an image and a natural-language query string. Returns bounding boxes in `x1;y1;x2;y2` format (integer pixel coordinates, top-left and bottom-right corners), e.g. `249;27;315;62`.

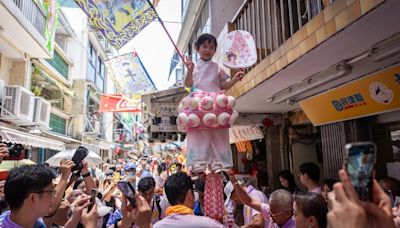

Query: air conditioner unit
0;85;35;125
33;97;51;127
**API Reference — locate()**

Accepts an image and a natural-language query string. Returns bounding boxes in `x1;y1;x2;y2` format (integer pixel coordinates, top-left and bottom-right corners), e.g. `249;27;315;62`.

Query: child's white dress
186;58;233;169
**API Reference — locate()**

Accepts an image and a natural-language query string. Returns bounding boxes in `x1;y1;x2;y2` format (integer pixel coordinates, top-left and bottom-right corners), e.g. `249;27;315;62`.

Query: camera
5;143;24;160
71;146;89;172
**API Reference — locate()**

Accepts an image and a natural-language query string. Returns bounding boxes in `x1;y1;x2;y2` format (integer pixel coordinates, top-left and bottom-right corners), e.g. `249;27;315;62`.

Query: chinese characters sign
300;65;400;126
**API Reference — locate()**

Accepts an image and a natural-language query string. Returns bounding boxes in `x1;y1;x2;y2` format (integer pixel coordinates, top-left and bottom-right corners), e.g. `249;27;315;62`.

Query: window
50;113;66;134
46;51;69;79
87;42;106;92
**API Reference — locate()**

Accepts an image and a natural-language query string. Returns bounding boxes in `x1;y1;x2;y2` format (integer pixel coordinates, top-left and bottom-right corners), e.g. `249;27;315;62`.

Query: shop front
0;125;65;164
300;64;400;179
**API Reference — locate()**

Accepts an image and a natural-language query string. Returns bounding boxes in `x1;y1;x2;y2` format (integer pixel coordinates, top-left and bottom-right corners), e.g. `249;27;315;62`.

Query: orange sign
300;65;400;126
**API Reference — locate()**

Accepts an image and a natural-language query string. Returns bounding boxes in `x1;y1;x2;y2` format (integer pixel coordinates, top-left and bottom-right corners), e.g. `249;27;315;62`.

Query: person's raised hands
120;194;152;228
233;69;244;81
71;194;90;219
59;159;75;178
81;202;99;228
185;55;194;73
327;169;395;228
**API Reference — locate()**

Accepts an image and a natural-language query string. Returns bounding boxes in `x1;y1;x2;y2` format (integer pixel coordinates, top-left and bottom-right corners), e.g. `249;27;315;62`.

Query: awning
0;126;65;151
97;140;116;150
229;125;264;144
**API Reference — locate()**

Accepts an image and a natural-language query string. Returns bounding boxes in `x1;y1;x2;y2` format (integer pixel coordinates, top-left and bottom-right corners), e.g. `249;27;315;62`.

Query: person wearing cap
124;163;137;188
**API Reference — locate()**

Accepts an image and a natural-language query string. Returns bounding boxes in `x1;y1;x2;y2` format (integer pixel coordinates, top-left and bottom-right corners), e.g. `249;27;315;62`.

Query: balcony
226;0;397;113
231;0;324;71
0;0;51;58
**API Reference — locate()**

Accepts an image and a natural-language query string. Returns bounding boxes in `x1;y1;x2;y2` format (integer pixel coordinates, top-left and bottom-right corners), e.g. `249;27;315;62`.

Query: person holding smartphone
327;169;395;228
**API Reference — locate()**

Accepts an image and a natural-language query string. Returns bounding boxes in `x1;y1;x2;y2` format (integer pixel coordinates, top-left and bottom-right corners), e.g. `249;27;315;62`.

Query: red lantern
262;117;273;128
114;147;121;155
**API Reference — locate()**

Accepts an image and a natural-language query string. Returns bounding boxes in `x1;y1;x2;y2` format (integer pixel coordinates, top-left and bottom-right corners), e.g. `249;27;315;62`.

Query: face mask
127;172;136;179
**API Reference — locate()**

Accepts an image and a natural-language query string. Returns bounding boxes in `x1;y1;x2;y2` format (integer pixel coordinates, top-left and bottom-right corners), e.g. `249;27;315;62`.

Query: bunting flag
36;0;59;54
106;52;156;99
99;94;141;113
74;0;158;49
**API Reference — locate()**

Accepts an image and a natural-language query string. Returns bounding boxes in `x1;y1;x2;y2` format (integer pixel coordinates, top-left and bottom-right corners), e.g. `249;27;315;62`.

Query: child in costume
183;33;244;173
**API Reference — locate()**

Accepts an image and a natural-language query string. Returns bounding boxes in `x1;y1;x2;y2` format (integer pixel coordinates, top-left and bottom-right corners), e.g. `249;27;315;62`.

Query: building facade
177;0;400;191
0;1;118;164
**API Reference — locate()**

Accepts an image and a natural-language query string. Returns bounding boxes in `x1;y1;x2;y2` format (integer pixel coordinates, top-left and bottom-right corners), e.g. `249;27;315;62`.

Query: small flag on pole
74;0;158;49
168;51;180;78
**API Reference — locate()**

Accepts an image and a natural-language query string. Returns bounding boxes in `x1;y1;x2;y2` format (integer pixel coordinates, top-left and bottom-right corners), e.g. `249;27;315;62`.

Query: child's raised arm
184;56;194;88
221;69;244;90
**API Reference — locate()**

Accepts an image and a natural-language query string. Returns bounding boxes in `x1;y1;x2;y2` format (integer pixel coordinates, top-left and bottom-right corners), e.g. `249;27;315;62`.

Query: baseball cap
124;162;137;171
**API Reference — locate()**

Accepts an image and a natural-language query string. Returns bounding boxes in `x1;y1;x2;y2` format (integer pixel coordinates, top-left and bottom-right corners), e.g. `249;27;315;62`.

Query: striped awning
0;126;65;151
229;125;264;144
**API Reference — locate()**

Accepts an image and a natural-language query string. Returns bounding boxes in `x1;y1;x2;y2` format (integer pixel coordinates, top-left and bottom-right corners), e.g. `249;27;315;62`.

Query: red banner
99;95;141;112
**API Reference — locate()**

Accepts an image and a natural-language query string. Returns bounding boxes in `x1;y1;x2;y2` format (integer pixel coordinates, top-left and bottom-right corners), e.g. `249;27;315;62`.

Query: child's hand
234;69;244;81
185;56;194;72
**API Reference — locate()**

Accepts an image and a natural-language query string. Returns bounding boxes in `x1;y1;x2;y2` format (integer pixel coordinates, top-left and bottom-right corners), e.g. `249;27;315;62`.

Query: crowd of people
1;143;400;228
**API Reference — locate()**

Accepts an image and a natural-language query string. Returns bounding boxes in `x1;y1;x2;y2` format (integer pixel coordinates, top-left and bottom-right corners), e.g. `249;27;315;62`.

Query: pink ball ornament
203;113;217;127
229;111;239;124
177;103;184;112
228;96;236;109
200;96;214;110
181;97;190;109
218;112;230;126
177;113;188;127
187;114;200;128
189;97;200;110
216;94;228;108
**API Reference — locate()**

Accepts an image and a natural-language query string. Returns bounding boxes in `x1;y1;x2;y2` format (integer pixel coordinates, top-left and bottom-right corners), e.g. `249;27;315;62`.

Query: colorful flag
74;0;158;49
106;52;156;98
168;51;179;78
35;0;59;54
99;94;141;113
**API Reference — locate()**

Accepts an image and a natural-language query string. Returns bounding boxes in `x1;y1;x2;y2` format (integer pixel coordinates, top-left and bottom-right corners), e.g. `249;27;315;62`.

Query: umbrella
0;159;36;171
45;149;103;167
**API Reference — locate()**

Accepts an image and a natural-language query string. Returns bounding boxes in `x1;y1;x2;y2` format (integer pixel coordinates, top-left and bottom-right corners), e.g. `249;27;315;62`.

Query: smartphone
343;141;377;201
118;181;136;207
88;188;98;211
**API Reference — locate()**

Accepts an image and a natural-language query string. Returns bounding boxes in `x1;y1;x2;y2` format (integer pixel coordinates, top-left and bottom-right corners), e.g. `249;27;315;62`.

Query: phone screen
118;181;136;207
345;142;376;201
88;188;98;211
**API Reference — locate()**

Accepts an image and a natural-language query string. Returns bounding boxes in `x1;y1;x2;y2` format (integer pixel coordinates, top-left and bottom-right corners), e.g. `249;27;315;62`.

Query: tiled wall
228;0;386;98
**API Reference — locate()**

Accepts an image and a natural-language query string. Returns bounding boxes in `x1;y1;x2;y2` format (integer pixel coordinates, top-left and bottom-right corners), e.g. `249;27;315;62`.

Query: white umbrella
45;149;103;167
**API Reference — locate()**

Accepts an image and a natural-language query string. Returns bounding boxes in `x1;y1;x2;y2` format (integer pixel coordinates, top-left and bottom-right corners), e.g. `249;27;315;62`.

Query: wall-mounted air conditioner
33;97;51;128
0;85;35;125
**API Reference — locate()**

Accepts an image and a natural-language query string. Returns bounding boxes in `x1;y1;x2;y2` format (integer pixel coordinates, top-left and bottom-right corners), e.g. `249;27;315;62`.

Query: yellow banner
300;65;400;126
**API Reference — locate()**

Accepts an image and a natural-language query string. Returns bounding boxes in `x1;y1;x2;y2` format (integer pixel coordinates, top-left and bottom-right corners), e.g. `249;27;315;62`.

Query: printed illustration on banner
369;82;393;105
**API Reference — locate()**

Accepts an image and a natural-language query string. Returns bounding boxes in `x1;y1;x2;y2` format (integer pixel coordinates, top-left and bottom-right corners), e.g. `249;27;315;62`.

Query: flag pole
147;0;186;66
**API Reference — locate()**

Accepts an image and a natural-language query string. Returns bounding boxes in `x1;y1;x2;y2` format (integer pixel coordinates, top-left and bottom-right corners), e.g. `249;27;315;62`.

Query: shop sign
300;65;400;126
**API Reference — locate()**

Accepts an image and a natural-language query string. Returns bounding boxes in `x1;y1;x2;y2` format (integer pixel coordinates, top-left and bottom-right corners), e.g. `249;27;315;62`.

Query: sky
119;0;182;91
